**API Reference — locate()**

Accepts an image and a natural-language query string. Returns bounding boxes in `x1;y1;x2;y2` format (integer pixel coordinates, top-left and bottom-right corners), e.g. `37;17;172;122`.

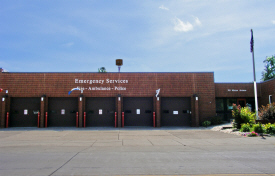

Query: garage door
10;98;40;127
48;98;78;127
123;97;153;126
86;97;116;127
161;97;191;126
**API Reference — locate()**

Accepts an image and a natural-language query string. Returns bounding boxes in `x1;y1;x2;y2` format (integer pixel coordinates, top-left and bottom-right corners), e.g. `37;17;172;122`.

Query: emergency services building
0;70;274;128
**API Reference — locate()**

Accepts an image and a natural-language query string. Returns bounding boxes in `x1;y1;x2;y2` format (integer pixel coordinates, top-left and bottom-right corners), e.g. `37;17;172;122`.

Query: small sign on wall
61;109;65;115
24;109;28;115
99;109;103;115
173;111;178;115
136;109;140;115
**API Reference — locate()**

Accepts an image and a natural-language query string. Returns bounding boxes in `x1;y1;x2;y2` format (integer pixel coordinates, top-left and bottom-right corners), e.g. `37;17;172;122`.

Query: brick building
0;70;274;128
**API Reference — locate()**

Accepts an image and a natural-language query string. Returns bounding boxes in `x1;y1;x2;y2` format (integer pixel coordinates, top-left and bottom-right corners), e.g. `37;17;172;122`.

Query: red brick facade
215;83;260;98
0;71;274;128
0;72;216;127
259;79;275;106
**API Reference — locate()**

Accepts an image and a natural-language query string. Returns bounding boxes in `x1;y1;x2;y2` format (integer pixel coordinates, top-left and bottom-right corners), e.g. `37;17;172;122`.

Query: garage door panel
48;98;78;127
86;97;115;127
123;97;153;126
10;98;40;127
161;97;191;126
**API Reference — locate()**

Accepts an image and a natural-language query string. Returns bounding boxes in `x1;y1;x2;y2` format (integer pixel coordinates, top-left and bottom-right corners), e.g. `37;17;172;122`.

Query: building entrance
123;97;153;126
161;97;191;126
48;98;78;127
85;97;116;127
10;98;40;127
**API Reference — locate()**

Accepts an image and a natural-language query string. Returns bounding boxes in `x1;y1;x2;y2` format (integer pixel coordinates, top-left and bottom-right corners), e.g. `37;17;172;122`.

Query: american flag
250;29;254;53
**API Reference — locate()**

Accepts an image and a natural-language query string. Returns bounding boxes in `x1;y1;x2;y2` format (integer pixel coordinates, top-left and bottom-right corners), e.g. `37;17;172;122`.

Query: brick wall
259;78;275;106
215;83;260;98
0;72;216;127
215;80;275;107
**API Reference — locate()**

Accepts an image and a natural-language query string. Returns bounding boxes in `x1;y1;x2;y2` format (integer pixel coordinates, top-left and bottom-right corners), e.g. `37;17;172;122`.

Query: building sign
74;78;128;92
227;89;247;92
75;79;128;84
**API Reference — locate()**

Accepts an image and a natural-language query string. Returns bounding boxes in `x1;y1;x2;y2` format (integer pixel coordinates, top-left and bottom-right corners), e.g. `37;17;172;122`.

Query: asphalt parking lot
0;127;275;176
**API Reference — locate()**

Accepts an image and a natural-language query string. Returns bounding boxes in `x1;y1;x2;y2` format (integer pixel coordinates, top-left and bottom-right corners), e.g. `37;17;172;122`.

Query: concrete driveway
0;127;275;176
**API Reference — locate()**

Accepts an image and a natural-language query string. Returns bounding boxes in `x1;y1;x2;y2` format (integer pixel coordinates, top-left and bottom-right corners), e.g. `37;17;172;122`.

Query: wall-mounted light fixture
193;94;199;101
118;94;121;101
2;97;5;102
80;94;83;102
41;95;46;102
6;90;8;94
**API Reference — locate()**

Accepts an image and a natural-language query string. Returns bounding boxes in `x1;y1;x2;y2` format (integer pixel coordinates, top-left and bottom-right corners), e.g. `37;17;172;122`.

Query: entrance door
237;98;246;107
123;97;153;126
86;97;115;127
48;98;78;127
161;97;191;126
10;98;40;127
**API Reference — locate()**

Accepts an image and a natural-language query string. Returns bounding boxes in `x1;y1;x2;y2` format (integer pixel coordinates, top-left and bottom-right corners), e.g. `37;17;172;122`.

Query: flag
68;87;80;95
250;29;254;53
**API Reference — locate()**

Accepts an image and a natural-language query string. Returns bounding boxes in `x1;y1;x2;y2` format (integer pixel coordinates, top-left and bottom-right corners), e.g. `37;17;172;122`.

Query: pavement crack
48;146;90;176
48;152;78;176
166;131;181;139
147;139;154;146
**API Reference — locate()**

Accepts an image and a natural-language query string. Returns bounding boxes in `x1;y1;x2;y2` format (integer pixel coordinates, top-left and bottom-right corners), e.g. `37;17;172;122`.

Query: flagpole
251;29;259;120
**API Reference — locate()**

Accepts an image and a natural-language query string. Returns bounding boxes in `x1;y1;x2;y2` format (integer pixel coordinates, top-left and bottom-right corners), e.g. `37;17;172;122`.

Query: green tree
261;55;275;81
98;67;107;73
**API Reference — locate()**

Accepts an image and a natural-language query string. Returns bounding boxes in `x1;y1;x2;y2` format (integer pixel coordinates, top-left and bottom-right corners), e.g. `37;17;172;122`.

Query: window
12;110;19;114
227;98;237;110
125;110;131;113
50;110;57;114
216;98;224;112
88;110;94;114
269;95;273;104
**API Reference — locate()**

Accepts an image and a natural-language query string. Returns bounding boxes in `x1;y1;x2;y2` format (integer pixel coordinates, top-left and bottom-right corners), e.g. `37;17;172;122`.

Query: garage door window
125;110;131;113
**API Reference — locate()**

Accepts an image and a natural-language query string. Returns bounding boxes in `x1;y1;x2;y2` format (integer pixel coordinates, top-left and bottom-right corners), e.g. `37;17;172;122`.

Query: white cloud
159;5;169;11
173;17;193;32
272;20;275;24
194;16;202;26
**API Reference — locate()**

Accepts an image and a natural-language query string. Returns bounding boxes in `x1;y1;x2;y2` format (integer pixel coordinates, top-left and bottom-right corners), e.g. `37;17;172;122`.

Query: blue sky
1;0;275;82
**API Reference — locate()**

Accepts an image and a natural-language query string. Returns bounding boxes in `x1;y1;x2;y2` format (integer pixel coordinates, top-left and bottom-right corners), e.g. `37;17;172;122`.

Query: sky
0;0;275;83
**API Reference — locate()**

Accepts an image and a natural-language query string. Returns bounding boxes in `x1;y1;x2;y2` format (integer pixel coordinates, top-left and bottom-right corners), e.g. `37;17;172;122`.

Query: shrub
210;116;222;125
259;102;275;120
264;123;275;134
252;123;265;134
232;104;256;129
240;123;251;132
232;104;241;128
202;120;211;127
